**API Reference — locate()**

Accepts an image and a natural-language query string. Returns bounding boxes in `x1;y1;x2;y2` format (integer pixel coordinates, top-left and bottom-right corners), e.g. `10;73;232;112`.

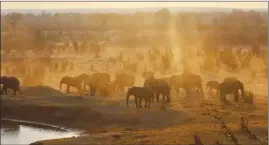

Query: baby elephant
206;80;219;93
126;86;155;108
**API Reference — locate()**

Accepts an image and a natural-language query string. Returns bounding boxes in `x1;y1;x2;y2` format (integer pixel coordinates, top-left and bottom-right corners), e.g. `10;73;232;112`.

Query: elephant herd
127;73;245;109
0;72;246;108
59;72;135;97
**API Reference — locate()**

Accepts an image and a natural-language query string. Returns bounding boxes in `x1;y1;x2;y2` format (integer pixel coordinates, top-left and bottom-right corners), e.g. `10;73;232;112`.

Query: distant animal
126;86;155;108
60;75;84;95
84;72;111;96
99;84;110;97
170;74;182;92
142;71;154;80
144;77;171;104
107;80;117;96
0;76;21;95
91;72;111;84
182;73;203;93
160;77;170;85
223;77;238;83
206;81;219;93
115;73;135;91
218;78;244;102
170;73;203;94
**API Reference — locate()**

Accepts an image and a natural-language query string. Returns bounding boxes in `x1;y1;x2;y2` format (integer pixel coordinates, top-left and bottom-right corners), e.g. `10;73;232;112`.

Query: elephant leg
3;87;7;95
144;98;148;108
156;93;160;102
82;84;87;94
234;91;239;102
162;95;165;104
148;99;151;108
13;89;16;95
135;97;139;108
151;94;156;102
66;85;70;93
90;86;96;96
139;98;143;108
221;94;227;101
200;86;203;93
166;92;171;103
17;88;22;95
77;87;81;95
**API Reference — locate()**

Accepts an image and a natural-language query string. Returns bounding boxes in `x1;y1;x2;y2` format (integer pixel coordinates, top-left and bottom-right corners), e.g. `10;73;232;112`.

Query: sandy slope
38;93;268;145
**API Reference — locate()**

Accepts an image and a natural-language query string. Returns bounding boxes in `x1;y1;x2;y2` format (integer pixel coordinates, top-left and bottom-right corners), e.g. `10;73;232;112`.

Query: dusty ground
1;47;268;145
1;83;268;145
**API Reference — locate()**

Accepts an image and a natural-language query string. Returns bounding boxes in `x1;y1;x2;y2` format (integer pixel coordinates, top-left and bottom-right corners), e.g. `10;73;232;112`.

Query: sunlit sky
1;2;268;10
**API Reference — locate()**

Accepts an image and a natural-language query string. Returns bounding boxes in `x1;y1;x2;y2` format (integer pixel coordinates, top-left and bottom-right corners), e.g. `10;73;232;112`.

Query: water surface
1;119;80;144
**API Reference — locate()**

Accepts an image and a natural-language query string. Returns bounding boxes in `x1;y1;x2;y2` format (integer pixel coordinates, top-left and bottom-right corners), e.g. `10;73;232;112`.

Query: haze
2;2;268;10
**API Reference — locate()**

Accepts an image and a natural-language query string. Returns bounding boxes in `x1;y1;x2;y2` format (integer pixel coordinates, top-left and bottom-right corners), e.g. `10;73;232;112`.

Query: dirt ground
1;45;268;145
1;82;268;145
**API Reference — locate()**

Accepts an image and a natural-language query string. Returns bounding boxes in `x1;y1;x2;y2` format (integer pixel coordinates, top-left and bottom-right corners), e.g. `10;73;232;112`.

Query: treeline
2;9;268;47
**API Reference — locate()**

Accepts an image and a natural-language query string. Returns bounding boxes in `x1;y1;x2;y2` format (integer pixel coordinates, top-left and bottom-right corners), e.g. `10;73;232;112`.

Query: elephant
218;78;244;102
82;75;98;96
78;73;92;94
144;77;171;103
115;73;135;92
160;77;171;85
206;80;219;93
223;77;238;83
60;75;84;95
107;80;117;96
83;72;111;96
170;73;203;94
170;74;182;92
126;86;155;108
0;76;21;95
91;72;111;86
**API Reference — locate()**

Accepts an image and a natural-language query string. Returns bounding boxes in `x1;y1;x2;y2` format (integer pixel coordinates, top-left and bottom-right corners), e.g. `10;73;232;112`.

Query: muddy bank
1;95;160;133
1;97;192;131
1;104;103;132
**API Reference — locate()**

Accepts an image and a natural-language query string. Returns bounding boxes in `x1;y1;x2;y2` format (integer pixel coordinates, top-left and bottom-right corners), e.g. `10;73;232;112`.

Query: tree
155;8;172;27
6;13;22;36
33;28;47;50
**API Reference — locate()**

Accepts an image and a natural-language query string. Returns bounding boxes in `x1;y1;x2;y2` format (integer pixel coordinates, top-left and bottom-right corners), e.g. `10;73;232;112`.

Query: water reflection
1;119;80;144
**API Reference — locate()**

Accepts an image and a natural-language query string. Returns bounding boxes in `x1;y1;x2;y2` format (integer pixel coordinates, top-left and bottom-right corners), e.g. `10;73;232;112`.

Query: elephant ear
127;87;131;92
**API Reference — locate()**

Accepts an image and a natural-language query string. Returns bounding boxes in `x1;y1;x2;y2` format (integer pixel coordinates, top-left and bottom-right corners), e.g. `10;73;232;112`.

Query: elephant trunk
60;81;63;91
126;94;130;106
126;89;131;106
